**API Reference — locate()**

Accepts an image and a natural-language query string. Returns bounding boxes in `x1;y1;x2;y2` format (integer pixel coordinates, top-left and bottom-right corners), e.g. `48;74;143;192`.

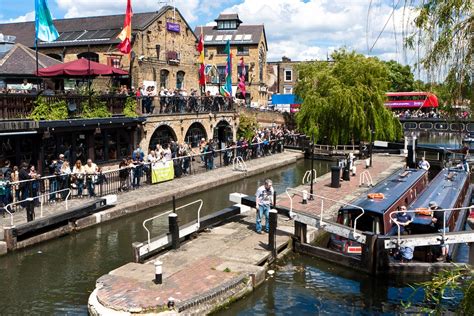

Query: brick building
0;5;199;91
267;57;300;95
195;13;269;107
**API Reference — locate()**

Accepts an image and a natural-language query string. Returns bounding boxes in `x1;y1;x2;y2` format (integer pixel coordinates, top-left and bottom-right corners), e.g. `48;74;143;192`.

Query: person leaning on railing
84;159;98;198
0;172;9;217
72;160;86;198
60;161;71;200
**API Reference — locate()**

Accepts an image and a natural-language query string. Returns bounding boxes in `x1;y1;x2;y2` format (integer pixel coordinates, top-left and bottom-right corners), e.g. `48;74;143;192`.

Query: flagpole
88;44;91;108
201;26;204;96
35;38;40;91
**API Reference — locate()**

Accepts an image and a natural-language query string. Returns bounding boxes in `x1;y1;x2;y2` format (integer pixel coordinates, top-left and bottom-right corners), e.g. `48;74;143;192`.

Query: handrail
142;199;203;250
359;170;374;187
285;188;365;237
389;206;474;247
232;156;247;172
3;188;72;226
302;169;317;185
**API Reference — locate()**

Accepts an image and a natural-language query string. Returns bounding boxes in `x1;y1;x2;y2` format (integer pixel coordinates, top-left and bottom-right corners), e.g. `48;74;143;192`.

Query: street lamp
369;129;375;167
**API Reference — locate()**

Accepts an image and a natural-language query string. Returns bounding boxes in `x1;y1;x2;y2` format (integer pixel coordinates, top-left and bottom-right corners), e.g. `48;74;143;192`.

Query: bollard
365;159;370;169
154;260;163;284
268;209;278;259
273;190;277;208
26;198;35;222
169;213;180;250
302;190;308;204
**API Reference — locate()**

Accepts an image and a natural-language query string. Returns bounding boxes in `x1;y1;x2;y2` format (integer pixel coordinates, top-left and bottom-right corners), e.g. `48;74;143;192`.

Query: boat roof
409;168;469;211
340;168;427;215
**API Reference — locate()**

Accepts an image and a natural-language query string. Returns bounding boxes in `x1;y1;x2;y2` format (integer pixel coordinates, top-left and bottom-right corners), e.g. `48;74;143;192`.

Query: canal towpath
88;154;405;315
0;150;304;255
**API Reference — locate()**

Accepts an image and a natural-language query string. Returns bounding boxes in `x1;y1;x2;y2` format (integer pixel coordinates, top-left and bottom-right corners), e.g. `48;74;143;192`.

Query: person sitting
388;206;413;236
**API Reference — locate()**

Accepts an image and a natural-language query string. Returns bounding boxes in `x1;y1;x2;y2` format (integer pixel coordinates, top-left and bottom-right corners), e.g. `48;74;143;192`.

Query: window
224;35;232;41
176;71;185;89
77;52;99;62
237;65;249;82
160;69;169;88
234;34;243;41
204;35;213;41
216;46;226;55
284;86;293;94
217;66;226;83
284;69;293;81
243;34;252;41
215;35;223;41
237;46;249;55
107;57;121;68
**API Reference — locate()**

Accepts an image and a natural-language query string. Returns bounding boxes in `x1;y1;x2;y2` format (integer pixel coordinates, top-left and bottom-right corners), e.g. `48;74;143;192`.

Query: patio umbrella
36;58;128;77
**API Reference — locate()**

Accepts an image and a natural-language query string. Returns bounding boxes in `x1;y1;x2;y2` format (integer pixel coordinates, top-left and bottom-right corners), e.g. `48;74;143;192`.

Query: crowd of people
393;109;470;120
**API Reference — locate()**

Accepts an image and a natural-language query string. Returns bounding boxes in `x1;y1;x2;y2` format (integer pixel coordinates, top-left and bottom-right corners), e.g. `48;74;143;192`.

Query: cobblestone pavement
276;154;405;219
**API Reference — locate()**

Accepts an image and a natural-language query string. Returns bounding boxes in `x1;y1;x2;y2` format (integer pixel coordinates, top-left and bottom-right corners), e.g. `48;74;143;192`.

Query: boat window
373;217;381;234
343;212;350;227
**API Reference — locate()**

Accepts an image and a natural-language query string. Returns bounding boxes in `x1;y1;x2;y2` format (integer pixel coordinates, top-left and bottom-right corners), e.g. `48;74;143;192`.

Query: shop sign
166;22;180;33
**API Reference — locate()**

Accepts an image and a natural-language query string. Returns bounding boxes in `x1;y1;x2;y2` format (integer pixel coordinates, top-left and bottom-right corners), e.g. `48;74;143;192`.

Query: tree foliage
237;113;259;140
383;60;415;92
294;50;402;145
123;97;138;118
80;96;112;119
406;0;473;108
30;97;68;121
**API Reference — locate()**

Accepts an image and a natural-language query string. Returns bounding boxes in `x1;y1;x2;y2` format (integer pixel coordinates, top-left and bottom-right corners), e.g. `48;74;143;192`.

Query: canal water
0;158;330;314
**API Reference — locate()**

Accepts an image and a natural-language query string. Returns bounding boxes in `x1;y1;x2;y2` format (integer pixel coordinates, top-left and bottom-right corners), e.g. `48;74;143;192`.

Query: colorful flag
117;0;133;54
238;57;246;97
197;32;206;87
35;0;59;42
220;40;232;97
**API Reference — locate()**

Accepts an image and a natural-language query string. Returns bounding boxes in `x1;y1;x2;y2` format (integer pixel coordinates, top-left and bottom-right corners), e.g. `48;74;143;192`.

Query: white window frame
283;85;293;94
284;69;293;82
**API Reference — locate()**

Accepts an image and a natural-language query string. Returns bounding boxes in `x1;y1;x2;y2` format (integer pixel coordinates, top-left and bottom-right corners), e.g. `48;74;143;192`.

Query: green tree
237;113;259;140
30;97;68;121
123;97;138;118
406;0;473;109
383;60;415;92
294;50;402;145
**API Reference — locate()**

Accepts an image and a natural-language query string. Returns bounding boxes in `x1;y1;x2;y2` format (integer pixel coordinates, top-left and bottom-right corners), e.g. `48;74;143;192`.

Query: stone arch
148;124;177;150
77;51;99;62
213;120;233;149
185;122;207;148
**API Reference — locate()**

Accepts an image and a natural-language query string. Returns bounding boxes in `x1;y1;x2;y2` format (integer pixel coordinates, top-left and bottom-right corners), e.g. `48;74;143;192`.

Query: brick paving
277;154;405;219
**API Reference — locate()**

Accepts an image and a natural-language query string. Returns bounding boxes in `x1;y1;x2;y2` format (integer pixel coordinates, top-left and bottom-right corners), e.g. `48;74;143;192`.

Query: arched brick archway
184;122;207;148
213;120;233;149
148;124;177;150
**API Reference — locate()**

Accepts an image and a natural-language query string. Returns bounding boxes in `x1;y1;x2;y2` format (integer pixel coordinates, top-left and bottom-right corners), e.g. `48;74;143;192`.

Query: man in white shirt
255;179;274;234
418;157;430;170
84;159;98;197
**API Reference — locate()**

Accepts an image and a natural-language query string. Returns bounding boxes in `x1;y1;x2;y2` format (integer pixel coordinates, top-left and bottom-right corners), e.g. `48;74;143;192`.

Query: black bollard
154;260;163;284
169;213;180;250
26;198;35;222
268;209;278;258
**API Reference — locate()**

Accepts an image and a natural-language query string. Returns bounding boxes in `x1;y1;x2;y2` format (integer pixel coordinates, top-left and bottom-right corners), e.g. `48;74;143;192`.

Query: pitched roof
194;25;267;49
215;13;242;23
0;6;197;48
0;43;61;75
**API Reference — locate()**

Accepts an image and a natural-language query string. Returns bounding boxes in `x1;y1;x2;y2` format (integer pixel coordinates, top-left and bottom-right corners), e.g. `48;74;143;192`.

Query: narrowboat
329;168;429;254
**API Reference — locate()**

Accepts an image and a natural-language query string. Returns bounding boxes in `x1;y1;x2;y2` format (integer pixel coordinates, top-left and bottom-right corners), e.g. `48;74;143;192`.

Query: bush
123;97;138;118
81;96;112;118
30;97;68;121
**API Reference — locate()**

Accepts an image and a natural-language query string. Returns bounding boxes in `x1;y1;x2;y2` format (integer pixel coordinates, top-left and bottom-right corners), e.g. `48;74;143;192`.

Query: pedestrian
132;145;145;188
84;159;98;197
429;201;449;261
418;156;430;170
72;160;86;197
255;179;274;234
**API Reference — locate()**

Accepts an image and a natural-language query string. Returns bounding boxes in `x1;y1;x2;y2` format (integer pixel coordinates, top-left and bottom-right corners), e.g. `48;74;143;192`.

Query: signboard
151;161;175;184
166;22;180;33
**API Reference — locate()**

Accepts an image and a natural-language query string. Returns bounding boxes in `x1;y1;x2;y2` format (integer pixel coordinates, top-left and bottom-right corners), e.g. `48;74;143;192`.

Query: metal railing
359;170;374;187
285;188;365;237
232;156;247;172
3;188;71;226
388;206;474;248
302;169;317;185
142;199;203;250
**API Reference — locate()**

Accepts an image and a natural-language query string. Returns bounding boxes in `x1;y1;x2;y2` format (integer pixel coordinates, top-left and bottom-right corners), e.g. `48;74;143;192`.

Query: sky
0;0;421;66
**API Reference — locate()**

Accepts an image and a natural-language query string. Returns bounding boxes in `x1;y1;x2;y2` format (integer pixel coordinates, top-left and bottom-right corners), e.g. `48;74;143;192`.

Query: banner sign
151;161;174;184
166;22;180;33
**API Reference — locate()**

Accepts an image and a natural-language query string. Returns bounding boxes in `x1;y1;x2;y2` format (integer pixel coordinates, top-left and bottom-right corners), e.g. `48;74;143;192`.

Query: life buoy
416;207;432;216
368;193;385;199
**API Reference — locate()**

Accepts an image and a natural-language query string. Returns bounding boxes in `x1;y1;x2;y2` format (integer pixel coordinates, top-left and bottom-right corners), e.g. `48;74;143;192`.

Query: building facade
267;57;300;95
195;13;269;107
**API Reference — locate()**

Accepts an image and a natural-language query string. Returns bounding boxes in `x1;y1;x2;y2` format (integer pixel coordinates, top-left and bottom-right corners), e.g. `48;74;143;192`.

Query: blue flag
220;40;232;97
35;0;59;42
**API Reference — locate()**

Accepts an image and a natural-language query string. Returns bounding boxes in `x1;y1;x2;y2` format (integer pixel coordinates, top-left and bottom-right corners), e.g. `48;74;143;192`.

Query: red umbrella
36;58;128;77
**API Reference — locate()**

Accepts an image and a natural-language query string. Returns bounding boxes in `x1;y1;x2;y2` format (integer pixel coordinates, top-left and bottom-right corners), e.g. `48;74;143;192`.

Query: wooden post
294;221;307;244
360;233;377;274
268;209;278;258
169;213;180;250
3;226;16;250
132;242;142;263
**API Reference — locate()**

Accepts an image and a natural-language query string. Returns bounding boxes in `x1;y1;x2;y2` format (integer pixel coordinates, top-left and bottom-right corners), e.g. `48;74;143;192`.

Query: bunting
117;0;133;55
219;40;232;97
197;32;206;88
35;0;59;42
238;57;246;98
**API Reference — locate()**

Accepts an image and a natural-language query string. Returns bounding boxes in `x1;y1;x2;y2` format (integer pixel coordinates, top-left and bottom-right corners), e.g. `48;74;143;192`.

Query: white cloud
54;0;200;22
1;11;35;23
216;0;418;64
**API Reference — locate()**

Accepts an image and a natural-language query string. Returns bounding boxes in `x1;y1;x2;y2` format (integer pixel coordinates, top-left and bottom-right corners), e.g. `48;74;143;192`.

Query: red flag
117;0;132;54
197;33;206;87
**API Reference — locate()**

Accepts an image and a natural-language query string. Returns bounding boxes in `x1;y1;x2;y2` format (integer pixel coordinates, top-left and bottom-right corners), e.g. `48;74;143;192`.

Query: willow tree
406;0;473;108
295;50;402;145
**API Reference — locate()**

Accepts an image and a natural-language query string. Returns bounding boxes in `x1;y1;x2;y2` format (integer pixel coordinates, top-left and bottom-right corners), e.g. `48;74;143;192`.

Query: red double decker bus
385;92;438;109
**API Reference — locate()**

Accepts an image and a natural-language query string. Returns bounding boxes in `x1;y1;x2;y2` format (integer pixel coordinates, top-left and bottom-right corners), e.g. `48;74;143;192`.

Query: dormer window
217;20;237;30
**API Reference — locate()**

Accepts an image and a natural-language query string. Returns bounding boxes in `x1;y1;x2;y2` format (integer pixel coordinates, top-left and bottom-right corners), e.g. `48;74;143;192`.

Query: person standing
418;156;430;170
84;159;98;197
255;179;274;234
429;201;449;261
72;160;86;197
132;146;145;188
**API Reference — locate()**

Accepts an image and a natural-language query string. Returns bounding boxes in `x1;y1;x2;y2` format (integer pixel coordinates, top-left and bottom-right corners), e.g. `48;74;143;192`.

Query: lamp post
309;132;315;200
369;129;375;167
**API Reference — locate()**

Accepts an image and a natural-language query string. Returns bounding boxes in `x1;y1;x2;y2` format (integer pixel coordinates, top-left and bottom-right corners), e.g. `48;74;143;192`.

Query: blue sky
0;0;419;66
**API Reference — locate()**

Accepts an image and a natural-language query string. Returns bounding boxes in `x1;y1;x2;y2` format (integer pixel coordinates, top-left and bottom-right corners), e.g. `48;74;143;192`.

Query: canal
0;158;330;314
